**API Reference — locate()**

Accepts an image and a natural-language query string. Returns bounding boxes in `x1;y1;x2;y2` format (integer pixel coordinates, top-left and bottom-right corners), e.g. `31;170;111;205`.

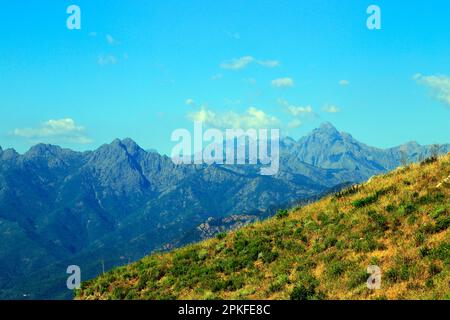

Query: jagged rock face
0;123;448;299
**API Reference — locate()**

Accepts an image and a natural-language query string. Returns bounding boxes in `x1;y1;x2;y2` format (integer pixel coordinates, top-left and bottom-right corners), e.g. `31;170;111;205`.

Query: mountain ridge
1;121;446;158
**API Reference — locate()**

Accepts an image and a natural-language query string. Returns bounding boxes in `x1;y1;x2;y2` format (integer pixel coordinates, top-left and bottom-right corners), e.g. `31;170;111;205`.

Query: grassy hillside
76;155;450;300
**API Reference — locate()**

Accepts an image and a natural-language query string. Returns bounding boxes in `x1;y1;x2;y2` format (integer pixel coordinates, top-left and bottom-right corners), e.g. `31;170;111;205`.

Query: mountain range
0;122;448;299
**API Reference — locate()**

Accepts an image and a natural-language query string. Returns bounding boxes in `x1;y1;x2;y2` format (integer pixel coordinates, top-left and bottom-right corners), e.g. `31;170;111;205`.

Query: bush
399;265;410;281
428;263;441;276
420;156;438;166
198;248;209;260
294;228;308;243
385;268;399;283
334;184;361;199
430;207;447;219
327;261;346;277
216;232;227;240
275;209;289;219
368;210;388;231
348;269;369;289
352;194;378;208
296;260;317;273
419;223;435;235
211;275;244;292
111;286;128;299
398;203;416;216
352;235;384;253
317;212;330;225
125;290;137;299
414;232;426;246
259;249;279;264
136;273;150;290
231;234;278;269
417;193;445;205
407;214;418;225
324;236;338;249
290;284;314;300
429;242;450;263
434;215;450;233
268;274;289;293
385;204;396;213
419;246;431;258
375;187;396;197
352;187;395;208
290;275;323;300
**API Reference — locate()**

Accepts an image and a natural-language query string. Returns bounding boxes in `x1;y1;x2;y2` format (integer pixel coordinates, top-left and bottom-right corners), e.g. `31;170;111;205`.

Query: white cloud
323;104;341;113
339;79;350;86
257;60;280;68
220;56;254;70
13;119;92;144
271;77;294;88
287;105;313;116
88;31;97;37
98;55;117;66
414;73;450;107
188;106;280;130
185;98;196;107
220;56;280;70
278;98;313;117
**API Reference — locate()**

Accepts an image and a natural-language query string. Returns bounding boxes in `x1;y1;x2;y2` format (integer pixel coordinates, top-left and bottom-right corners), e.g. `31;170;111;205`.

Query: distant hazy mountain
0;123;448;299
282;122;449;182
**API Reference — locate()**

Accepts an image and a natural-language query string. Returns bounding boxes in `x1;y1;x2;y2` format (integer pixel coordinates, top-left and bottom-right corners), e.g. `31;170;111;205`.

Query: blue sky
0;0;449;154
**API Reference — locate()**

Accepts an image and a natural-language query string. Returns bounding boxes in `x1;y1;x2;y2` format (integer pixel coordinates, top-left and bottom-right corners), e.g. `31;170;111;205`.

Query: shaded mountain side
0;122;449;299
76;154;450;300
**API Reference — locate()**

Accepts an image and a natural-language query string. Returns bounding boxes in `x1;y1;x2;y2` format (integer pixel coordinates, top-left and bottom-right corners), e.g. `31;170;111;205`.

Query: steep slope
76;154;450;300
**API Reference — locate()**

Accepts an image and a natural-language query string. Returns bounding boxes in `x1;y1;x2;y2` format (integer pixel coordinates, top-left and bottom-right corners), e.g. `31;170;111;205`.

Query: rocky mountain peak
121;138;142;155
319;121;337;130
109;138;142;156
24;144;65;160
316;122;340;136
405;141;420;147
298;122;342;148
